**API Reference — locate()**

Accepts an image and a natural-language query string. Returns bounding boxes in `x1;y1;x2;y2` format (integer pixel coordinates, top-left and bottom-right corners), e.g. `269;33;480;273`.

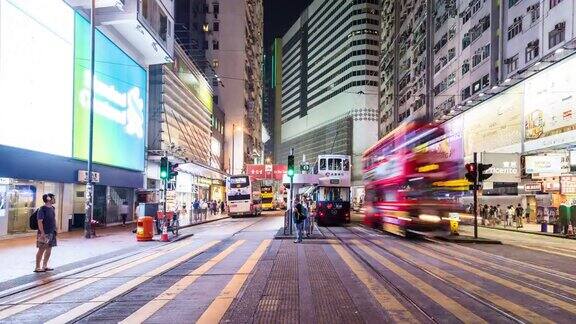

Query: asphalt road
1;211;574;323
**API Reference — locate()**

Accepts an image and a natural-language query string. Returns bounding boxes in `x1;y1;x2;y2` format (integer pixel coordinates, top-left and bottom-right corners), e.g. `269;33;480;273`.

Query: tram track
324;225;526;324
0;216;268;322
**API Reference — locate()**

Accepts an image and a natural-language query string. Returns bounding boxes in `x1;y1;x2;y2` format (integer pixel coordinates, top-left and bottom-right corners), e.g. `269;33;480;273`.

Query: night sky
264;0;313;50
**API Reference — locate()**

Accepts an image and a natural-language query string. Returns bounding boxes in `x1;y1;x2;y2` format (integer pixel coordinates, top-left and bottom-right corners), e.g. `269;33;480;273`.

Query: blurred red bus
362;120;463;236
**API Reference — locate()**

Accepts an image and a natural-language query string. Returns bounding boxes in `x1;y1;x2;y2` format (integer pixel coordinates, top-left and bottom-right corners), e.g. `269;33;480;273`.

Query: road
0;211;575;323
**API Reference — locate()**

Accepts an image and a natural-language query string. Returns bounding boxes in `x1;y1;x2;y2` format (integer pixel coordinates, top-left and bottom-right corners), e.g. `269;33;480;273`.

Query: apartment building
207;0;264;174
278;0;381;186
380;0;576;134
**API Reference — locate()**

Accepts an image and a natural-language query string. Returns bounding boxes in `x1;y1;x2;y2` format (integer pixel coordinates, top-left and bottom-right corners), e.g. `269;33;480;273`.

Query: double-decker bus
312;154;352;226
362;120;462;236
261;185;274;210
226;175;262;217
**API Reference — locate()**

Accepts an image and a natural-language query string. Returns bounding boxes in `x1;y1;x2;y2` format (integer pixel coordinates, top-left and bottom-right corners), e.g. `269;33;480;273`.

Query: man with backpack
293;196;306;243
30;193;57;273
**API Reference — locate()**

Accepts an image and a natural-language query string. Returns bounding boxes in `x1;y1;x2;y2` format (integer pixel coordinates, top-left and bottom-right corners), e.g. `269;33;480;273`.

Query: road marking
0;240;194;320
516;244;576;259
196;239;272;324
330;242;419;324
44;240;220;324
352;240;487;324
402;242;576;315
119;240;245;324
425;243;576;297
379;243;554;324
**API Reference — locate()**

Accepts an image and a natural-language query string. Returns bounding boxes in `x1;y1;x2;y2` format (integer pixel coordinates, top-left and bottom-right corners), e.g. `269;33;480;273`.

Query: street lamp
85;0;97;239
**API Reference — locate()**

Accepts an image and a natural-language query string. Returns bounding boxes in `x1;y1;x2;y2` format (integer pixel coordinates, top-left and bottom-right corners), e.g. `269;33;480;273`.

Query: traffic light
287;154;295;178
169;163;179;180
465;163;477;184
160;157;168;180
478;163;493;182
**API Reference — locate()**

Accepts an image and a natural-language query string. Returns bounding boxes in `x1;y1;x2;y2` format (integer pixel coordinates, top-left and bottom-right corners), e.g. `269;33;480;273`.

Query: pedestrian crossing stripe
380;243;555;323
329;242;419;324
44;240;220;324
119;240;245;324
196;239;272;324
351;240;487;324
0;239;196;320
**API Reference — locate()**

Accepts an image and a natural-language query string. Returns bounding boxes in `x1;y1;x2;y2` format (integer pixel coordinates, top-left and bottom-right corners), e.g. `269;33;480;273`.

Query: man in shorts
35;193;57;273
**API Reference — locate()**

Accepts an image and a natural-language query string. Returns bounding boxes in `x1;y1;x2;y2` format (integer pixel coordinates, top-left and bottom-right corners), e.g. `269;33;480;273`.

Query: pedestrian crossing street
1;224;575;323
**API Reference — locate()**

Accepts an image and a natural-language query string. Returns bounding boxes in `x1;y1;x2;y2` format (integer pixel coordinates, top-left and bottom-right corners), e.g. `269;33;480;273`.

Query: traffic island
274;226;325;240
433;234;502;244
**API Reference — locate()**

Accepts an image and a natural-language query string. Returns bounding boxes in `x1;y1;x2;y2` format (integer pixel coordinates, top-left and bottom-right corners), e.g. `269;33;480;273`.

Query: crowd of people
175;199;226;224
467;203;529;229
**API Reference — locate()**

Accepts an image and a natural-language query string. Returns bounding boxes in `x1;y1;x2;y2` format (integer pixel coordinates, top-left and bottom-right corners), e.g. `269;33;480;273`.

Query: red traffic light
465;163;476;172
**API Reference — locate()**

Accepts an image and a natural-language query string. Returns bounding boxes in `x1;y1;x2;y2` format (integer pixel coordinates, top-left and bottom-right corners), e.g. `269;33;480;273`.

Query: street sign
78;170;100;183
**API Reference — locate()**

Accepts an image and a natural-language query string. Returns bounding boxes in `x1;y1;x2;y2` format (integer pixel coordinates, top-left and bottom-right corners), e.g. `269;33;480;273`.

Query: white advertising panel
524;55;576;151
0;0;74;157
525;155;562;174
481;153;521;183
463;84;523;156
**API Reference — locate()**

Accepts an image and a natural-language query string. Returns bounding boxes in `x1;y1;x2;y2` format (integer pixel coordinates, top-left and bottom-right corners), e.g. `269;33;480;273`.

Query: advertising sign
524;182;542;192
246;164;287;180
273;165;288;180
72;13;147;171
480;153;521;183
463;84;523;156
560;176;576;195
525;155;562;174
0;0;74;157
246;164;265;179
524;55;576;151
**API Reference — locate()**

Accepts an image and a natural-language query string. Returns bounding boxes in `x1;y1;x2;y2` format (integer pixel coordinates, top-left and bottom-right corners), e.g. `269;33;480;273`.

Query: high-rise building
380;0;576;135
278;0;381;187
204;0;264;174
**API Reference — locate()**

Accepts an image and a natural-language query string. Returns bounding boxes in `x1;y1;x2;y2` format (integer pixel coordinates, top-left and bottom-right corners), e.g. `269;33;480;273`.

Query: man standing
293;197;306;243
35;193;57;273
120;200;129;226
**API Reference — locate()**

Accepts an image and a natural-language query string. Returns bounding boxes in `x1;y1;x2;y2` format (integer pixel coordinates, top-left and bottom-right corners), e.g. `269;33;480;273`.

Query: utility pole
85;0;96;239
287;148;295;236
473;152;479;239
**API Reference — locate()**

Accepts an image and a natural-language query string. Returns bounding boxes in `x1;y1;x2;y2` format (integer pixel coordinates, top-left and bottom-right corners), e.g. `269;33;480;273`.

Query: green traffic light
160;170;167;179
287;169;294;177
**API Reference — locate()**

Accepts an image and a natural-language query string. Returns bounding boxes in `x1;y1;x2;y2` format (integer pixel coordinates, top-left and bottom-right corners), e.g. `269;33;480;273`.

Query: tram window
343;159;350;171
320;159;326;170
328;159;334;170
334;159;342;170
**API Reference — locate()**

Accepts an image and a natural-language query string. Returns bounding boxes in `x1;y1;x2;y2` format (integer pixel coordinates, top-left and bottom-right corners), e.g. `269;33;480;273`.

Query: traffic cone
160;224;169;242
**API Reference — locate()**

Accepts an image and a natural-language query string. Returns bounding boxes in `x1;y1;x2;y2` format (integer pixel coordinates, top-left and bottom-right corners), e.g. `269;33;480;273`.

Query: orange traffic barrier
136;216;154;241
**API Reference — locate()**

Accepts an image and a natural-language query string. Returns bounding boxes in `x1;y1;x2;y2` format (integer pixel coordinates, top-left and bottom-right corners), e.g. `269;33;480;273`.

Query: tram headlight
419;214;441;223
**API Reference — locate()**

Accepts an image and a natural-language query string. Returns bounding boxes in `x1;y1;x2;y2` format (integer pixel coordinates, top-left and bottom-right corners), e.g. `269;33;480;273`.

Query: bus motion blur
362;120;463;236
261;183;275;210
226;175;262;217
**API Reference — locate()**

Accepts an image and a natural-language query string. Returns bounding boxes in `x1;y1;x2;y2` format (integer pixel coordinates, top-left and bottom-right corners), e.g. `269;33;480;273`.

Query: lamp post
85;0;96;239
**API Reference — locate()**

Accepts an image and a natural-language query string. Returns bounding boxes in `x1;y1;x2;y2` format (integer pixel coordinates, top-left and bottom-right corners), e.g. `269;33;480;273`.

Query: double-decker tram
312;154;352;226
362;120;462;236
226;175;262;217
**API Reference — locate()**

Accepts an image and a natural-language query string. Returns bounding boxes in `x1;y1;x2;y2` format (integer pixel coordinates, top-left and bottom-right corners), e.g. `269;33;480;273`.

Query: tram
362;120;462;236
312;154;352;226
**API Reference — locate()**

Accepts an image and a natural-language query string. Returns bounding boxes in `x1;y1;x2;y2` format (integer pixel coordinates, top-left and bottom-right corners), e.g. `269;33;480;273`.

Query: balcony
65;0;174;65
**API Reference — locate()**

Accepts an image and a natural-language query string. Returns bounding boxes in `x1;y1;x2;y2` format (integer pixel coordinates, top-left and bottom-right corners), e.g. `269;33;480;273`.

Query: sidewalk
477;222;575;238
0;212;229;285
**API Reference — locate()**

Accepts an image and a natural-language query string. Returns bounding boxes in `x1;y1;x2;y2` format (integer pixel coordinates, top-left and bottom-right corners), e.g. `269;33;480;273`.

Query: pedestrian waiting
31;193;57;273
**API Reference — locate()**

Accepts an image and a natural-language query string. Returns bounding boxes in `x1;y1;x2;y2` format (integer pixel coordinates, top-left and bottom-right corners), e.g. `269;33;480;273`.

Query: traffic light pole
84;0;96;239
162;152;168;234
473;152;478;239
288;148;294;236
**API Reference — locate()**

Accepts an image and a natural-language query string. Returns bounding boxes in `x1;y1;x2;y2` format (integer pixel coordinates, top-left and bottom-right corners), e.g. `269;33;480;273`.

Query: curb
433;235;502;244
473;225;575;240
178;215;230;230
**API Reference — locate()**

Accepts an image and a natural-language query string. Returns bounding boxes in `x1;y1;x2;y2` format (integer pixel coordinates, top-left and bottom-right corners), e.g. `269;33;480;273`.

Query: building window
462;59;470;75
213;21;219;31
461;86;471;100
507;16;522;40
203;40;209;49
448;48;456;61
525;39;540;62
213;95;219;104
549;22;565;48
212;40;219;50
509;0;520;6
213;3;219;14
506;54;519;74
528;3;540;24
550;0;564;9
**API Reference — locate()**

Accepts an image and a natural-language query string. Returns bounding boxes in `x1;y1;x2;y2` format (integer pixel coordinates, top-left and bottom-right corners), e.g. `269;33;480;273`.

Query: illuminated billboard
0;0;74;157
524;55;576;151
72;13;147;171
